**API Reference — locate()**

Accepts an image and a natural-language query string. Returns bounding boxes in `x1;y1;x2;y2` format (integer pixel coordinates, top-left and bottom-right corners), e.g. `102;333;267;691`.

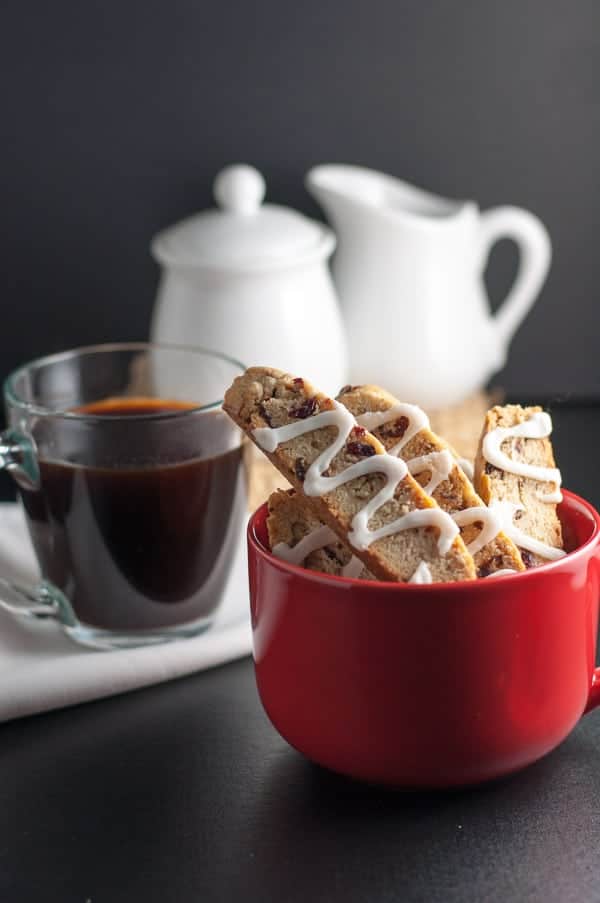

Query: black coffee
19;398;245;631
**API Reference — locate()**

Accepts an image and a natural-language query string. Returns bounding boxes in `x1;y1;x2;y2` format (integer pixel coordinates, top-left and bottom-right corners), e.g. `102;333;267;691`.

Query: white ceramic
306;164;551;409
151;165;348;395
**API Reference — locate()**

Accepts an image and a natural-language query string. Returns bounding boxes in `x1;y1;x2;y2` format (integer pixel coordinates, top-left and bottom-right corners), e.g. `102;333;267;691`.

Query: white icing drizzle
407;449;455;495
355;403;430;455
451;506;502;556
457;457;474;481
489;500;566;561
352;506;458;554
357;406;453;493
482;412;562;503
265;400;567;580
272;525;365;578
253;401;458;556
341;556;365;579
253;403;356;455
354;402;501;557
272;525;338;566
408;561;433;584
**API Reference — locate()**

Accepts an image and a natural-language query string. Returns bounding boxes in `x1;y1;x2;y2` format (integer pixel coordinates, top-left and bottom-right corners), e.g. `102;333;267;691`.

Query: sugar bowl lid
151;164;335;271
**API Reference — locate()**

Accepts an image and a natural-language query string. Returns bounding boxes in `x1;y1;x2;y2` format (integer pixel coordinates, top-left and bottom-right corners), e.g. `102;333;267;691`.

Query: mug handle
583;552;600;714
584;672;600;715
0;430;76;627
479;206;552;353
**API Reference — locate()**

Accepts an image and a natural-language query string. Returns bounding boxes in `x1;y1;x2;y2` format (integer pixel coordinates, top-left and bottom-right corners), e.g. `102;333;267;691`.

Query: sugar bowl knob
213;164;266;215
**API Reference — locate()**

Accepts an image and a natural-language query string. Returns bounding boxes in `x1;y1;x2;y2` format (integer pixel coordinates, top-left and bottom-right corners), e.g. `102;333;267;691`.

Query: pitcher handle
480;206;552;353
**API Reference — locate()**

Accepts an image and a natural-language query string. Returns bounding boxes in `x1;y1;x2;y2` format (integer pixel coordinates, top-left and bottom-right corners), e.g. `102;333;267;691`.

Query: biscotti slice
473;404;565;567
268;489;435;583
224;367;476;582
267;489;374;580
337;385;525;577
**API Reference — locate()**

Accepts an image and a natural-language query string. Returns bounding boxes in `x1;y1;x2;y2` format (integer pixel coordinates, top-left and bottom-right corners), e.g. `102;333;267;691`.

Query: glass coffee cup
0;343;246;649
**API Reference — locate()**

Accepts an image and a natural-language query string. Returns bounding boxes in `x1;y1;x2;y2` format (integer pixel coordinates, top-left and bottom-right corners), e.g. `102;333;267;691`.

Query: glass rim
3;342;246;421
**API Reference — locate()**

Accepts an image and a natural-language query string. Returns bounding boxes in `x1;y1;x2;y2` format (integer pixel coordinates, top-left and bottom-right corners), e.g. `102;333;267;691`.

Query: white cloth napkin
0;503;253;722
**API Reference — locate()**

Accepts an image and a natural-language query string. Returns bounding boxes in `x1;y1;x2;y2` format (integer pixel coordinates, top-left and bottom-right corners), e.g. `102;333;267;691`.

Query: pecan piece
258;403;273;426
294;457;307;482
324;546;343;565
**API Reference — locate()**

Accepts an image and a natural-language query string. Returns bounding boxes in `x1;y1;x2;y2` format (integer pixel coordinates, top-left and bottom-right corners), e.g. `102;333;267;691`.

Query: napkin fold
0;503;252;722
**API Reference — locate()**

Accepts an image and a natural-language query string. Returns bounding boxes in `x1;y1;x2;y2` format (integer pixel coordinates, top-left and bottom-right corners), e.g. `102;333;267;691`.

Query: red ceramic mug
247;489;600;788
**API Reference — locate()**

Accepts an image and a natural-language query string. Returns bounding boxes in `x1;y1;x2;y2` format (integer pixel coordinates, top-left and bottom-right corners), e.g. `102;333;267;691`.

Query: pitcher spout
306;164;473;232
305;164;381;240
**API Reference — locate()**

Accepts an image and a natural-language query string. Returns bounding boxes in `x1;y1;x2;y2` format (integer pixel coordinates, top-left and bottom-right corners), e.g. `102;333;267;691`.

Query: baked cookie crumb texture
336;385;525;577
474;404;565;567
224;367;476;583
267;489;374;580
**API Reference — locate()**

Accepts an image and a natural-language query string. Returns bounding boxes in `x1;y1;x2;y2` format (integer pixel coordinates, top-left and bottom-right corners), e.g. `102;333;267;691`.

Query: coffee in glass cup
0;343;246;649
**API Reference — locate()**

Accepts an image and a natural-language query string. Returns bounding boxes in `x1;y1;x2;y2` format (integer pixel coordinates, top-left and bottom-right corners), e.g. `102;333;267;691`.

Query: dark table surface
2;403;600;903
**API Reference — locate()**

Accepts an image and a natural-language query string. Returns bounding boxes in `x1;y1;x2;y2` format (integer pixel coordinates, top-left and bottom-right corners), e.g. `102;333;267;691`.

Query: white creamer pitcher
306;165;551;408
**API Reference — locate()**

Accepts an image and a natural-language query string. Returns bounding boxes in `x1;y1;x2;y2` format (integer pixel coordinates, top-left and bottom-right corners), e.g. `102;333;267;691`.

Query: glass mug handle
0;429;76;628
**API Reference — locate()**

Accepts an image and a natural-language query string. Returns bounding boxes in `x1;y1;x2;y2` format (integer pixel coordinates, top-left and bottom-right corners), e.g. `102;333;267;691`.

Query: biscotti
268;488;439;582
224;367;476;582
337;385;525;577
267;489;374;580
473;404;565;567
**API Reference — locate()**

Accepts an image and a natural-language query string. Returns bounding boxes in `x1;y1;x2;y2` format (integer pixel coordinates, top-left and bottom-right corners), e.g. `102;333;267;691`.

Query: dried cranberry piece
290;397;318;419
484;462;496;475
381;415;409;440
293;378;304;389
347;441;377;458
520;549;535;569
351;426;366;438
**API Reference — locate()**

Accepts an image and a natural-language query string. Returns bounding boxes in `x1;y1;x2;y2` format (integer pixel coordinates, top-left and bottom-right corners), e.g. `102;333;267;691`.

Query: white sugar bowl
150;165;348;394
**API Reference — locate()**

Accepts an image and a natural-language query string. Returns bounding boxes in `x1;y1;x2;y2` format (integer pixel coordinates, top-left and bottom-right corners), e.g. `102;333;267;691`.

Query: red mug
247;489;600;788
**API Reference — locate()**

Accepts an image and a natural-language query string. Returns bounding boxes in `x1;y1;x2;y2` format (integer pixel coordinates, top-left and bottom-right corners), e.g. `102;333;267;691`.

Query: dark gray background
1;0;599;399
